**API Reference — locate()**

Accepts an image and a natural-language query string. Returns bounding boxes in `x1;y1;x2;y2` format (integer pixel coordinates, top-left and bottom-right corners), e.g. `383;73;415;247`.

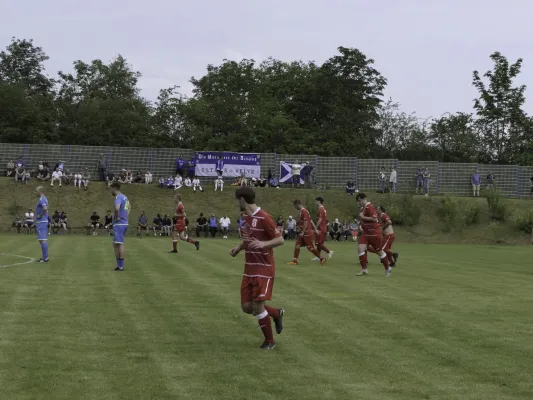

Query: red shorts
241;276;274;303
351;230;359;238
382;233;395;251
296;234;315;249
315;231;326;245
174;224;186;233
359;234;383;251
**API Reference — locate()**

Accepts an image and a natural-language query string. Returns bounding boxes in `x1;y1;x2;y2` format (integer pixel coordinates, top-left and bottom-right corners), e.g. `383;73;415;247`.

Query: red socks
384;249;394;264
186;238;195;244
293;247;300;260
172;240;178;251
257;311;274;344
320;244;331;254
264;305;280;319
359;252;368;269
380;253;390;270
310;247;322;259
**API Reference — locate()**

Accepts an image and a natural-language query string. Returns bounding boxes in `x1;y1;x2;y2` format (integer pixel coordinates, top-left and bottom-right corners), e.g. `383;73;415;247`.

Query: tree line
1;37;531;165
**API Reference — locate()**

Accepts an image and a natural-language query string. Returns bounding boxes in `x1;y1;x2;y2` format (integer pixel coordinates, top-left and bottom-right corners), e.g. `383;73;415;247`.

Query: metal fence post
355;158;359;192
516;166;520;198
314;155;318;186
436;161;440;194
273;153;277;179
395;159;399;192
149;150;153;173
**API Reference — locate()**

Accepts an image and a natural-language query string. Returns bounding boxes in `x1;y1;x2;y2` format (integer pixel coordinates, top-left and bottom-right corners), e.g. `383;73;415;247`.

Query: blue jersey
216;160;224;170
114;193;130;225
36;195;49;223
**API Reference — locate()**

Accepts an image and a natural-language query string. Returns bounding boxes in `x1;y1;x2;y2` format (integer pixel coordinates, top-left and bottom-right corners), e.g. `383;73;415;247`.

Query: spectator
162;214;172;236
176;155;186;176
60;211;68;232
269;175;280;188
389;167;397;193
215;176;224;191
486;172;495;189
415;167;424;194
184;177;192;188
192;176;203;192
15;157;23;168
346;179;356;195
137;211;149;237
125;169;133;184
378;167;386;193
104;210;113;235
15;165;27;184
50;168;62;187
106;170;116;186
55;160;65;173
219;214;231;239
37;167;51;182
152;213;163;236
62;169;73;186
173;174;183;190
239;172;249;187
258;175;267;187
187;157;196;178
471;170;481;197
342;220;351;241
423;168;431;196
209;214;218;238
47;215;52;236
329;218;342;241
82;168;90;191
12;214;23;233
24;208;35;233
6;160;15;177
158;177;165;188
286;160;307;188
133;170;144;183
237;214;243;238
216;156;224;177
74;171;82;188
88;211;101;236
276;216;284;236
118;170;128;184
98;154;107;181
196;213;208;238
286;216;296;240
51;211;62;234
145;171;153;184
349;218;360;241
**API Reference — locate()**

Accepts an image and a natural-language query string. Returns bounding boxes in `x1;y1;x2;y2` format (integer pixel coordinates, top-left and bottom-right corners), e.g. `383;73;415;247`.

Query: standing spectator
423;168;431;196
176;155;186;176
216;156;224;177
208;214;218;238
6;160;15;177
219;215;231;239
389;167;397;193
329;218;342;241
88;212;100;236
50;168;63;187
346;179;356;195
415;167;424;194
378;167;386;193
195;213;208;238
192;176;203;192
275;216;284;236
145;171;153;184
286;160;307;188
187;157;196;178
162;214;172;236
486;172;495;189
237;214;243;238
137;211;149;237
24;208;35;233
215;176;224;191
104;210;113;235
98;154;107;181
152;213;163;236
82;168;90;191
471;170;481;197
286;216;296;239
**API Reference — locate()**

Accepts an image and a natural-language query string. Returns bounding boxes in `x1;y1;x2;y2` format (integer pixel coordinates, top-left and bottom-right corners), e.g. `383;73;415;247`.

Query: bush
485;188;507;221
463;203;481;226
513;210;533;233
436;196;480;232
387;194;421;227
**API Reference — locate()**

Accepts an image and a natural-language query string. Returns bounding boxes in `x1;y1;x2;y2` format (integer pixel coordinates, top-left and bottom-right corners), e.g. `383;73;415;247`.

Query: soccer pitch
0;235;532;400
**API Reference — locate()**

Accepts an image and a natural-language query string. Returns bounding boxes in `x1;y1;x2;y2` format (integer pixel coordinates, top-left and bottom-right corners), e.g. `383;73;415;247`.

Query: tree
428;113;481;162
473;52;527;164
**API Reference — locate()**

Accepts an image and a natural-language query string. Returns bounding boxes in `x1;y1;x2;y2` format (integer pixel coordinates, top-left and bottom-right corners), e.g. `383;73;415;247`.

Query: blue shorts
113;225;128;244
36;222;48;241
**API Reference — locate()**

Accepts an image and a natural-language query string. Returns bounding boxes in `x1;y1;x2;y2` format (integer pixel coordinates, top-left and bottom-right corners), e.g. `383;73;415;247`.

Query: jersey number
125;201;131;211
252;219;257;228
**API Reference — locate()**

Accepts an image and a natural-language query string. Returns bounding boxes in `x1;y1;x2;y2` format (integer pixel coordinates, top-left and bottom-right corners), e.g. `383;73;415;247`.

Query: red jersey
317;206;327;233
298;208;314;236
360;203;380;237
175;203;185;227
380;212;392;228
242;208;280;278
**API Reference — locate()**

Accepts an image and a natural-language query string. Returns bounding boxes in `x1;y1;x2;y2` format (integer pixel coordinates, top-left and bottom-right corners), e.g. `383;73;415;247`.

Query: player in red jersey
377;205;399;267
312;196;334;261
230;187;285;350
288;200;325;265
355;193;391;277
170;194;200;253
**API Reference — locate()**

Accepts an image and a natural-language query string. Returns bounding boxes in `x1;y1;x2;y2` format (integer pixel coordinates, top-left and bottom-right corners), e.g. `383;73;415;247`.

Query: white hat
289;216;293;219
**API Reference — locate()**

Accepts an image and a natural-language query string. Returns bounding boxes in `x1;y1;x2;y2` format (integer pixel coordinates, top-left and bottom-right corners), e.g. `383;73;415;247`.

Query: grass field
0;235;532;400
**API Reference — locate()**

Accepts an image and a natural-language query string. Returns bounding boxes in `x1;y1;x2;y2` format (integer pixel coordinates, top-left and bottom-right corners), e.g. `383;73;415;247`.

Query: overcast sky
1;0;531;117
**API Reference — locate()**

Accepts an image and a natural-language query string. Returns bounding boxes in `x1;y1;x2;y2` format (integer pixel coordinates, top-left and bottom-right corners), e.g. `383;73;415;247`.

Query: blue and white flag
195;152;261;178
279;162;313;184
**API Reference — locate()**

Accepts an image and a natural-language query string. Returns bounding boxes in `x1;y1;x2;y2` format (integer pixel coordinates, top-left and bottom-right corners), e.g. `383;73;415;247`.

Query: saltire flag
279;162;313;184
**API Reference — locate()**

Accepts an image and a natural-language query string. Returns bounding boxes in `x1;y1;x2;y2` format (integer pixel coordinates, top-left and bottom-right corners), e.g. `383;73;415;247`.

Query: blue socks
117;258;124;269
41;242;49;260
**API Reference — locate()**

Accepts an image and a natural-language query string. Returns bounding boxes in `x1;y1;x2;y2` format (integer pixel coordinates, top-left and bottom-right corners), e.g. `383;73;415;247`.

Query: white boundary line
0;253;36;268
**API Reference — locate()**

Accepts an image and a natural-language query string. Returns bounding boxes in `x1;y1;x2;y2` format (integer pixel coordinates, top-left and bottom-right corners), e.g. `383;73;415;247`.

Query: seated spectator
184;177;192;188
152;213;163;236
349;219;360;241
239;173;249;187
74;171;82;188
269;175;280;188
137;211;149;237
237;214;243;238
276;216;284;236
50;168;63;187
62;169;73;185
258;175;267;187
166;176;174;189
37;167;50;181
230;177;241;187
133;170;144;183
215;176;224;191
106;171;116;186
51;211;62;234
81;168;90;191
161;214;172;236
196;213;208;238
118;170;128;184
87;212;101;236
286;216;296;239
6;160;15;177
219;215;230;239
342;220;351;241
145;171;153;184
60;212;68;232
24;208;35;233
209;213;218;238
329;218;342;241
103;210;113;235
173;174;183;190
12;214;23;233
125;169;133;184
15;165;28;184
158;177;166;188
192;176;203;192
346;179;356;195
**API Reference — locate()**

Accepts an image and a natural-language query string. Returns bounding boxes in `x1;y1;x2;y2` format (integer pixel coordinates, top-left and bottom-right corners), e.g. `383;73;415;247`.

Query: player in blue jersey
35;186;49;262
110;182;130;271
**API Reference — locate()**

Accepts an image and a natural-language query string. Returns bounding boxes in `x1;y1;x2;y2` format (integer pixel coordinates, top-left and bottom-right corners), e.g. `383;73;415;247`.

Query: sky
1;0;532;118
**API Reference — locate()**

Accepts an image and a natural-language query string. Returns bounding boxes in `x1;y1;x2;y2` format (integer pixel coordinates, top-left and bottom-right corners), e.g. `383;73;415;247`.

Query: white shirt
75;173;82;180
184;178;192;187
192;178;201;186
52;171;63;179
215;177;223;183
219;217;231;228
389;170;397;183
25;212;34;222
174;176;183;185
291;164;302;175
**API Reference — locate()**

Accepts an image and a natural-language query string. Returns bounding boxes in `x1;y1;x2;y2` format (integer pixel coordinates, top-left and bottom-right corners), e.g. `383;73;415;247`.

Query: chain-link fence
1;142;532;198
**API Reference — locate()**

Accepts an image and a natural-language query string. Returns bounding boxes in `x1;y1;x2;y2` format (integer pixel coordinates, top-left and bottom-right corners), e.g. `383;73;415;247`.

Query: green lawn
0;235;532;400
